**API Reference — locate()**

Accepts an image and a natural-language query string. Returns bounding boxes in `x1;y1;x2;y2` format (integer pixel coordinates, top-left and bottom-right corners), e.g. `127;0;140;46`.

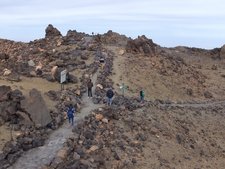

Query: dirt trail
105;46;127;96
160;100;225;108
8;71;103;169
76;70;103;120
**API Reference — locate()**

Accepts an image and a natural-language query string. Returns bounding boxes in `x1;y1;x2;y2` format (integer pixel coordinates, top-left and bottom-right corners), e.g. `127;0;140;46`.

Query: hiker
67;104;75;125
140;89;145;103
87;79;93;97
100;58;105;70
106;87;114;106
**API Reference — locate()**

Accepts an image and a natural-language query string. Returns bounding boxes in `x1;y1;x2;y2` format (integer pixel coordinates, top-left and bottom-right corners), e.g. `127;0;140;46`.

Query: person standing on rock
87;79;93;98
67;104;75;125
106;87;114;106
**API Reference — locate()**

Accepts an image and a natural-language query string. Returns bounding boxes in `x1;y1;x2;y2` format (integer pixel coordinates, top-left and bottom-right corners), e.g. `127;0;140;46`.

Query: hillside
0;25;225;169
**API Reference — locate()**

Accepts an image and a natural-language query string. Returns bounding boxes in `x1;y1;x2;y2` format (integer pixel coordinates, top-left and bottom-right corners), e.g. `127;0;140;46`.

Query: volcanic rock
0;53;9;60
126;35;156;56
219;44;225;59
21;88;52;127
45;24;62;39
0;85;11;102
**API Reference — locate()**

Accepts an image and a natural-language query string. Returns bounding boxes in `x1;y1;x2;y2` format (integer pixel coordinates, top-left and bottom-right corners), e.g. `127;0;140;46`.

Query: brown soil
106;44;225;169
109;45;225;102
0;125;21;150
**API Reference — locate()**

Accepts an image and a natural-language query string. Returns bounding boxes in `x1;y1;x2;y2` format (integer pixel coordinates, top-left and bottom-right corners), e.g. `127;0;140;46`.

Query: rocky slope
0;24;225;169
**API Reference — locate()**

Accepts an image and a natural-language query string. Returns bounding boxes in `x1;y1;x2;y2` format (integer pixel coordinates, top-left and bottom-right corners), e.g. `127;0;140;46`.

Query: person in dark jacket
87;79;93;98
67;104;75;125
140;89;145;103
106;88;114;106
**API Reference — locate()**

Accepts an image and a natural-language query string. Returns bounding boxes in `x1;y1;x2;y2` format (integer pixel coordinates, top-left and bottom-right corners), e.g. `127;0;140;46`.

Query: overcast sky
0;0;224;49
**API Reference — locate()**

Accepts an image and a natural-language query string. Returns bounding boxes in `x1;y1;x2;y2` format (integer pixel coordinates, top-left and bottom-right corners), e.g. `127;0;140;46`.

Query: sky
0;0;225;49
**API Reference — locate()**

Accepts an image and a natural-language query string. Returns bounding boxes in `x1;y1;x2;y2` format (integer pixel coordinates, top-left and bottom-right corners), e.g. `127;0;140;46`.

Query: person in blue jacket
67;104;75;125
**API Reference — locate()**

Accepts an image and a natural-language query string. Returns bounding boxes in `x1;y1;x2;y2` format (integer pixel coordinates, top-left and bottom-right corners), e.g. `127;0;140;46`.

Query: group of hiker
66;78;115;126
88;80;144;105
67;77;145;126
87;78;114;106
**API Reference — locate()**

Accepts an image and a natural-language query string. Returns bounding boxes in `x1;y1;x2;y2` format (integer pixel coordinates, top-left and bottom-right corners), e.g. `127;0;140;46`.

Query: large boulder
63;30;85;45
67;73;78;83
0;85;11;102
126;35;156;56
9;89;24;102
0;101;12;121
21;89;52;127
45;24;62;38
220;45;225;59
16;111;33;125
95;30;128;46
0;87;24;123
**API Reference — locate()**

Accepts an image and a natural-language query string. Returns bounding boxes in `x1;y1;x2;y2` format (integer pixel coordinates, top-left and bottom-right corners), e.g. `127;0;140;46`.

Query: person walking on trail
87;79;93;98
106;88;114;106
140;89;145;103
99;57;105;70
67;104;75;125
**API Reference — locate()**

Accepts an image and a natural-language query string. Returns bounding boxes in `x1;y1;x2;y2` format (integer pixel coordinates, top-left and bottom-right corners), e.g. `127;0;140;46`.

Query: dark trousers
140;96;144;101
68;116;74;125
88;88;92;97
107;97;113;106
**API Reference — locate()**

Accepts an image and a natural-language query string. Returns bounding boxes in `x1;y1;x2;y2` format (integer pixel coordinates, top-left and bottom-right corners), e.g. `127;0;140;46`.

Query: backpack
107;89;114;98
67;106;75;117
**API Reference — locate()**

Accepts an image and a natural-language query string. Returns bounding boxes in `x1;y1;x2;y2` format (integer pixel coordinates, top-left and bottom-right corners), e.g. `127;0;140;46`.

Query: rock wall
126;35;156;56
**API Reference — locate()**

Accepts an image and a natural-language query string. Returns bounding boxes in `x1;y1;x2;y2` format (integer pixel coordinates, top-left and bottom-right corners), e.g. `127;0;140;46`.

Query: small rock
132;158;137;164
7;74;21;82
98;108;103;111
204;91;213;98
28;60;35;67
118;49;125;55
96;84;103;89
81;55;88;60
76;103;81;111
95;114;104;121
30;71;36;77
186;88;193;96
211;64;217;70
75;90;81;96
114;150;122;160
102;118;108;123
176;134;183;144
3;69;11;76
73;152;81;160
36;69;43;76
150;127;158;135
56;148;68;159
87;145;99;153
84;74;90;78
68;74;78;83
